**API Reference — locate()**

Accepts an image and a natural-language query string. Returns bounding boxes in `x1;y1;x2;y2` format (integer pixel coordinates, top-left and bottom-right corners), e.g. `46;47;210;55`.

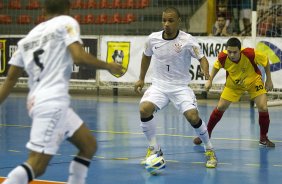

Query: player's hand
205;80;212;92
108;62;123;75
134;80;144;94
265;79;273;92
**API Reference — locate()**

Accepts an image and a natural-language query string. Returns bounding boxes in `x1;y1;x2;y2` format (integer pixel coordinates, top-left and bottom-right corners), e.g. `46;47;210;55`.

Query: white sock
140;117;158;149
67;156;90;184
194;120;213;150
2;163;34;184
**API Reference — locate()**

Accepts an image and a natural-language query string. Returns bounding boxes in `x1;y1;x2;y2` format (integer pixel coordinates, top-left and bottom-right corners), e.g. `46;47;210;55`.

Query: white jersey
144;30;204;90
9;15;82;108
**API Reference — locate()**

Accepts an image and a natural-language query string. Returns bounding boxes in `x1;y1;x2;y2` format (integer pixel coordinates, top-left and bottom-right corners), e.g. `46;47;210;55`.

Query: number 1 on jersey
166;65;170;71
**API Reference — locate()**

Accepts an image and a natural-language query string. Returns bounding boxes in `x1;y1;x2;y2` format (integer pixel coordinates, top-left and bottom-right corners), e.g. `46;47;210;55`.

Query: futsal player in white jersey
0;1;122;184
134;7;217;168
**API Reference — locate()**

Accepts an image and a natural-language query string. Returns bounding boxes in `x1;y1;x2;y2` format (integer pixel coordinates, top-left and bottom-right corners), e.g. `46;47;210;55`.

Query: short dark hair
163;7;181;18
217;13;226;19
44;0;70;14
227;37;241;49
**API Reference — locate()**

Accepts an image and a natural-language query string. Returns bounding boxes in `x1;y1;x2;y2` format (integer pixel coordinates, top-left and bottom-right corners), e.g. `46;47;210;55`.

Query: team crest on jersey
106;41;130;78
0;40;6;73
66;24;76;36
174;43;182;53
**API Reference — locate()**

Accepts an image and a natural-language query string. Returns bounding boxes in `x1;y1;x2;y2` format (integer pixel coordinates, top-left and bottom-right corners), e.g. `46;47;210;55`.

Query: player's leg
2;106;66;184
140;101;158;149
67;123;97;184
139;86;168;164
207;97;232;136
184;109;212;149
183;108;217;168
172;87;217;168
250;79;275;147
2;152;53;184
253;94;275;147
62;107;96;184
193;86;240;145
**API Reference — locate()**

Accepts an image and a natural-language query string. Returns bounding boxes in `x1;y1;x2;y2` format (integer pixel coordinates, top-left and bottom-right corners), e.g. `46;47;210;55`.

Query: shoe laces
205;150;216;159
145;146;154;157
146;146;162;157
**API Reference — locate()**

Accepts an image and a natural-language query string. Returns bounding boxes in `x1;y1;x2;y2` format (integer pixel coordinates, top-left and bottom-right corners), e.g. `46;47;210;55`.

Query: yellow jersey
214;48;268;89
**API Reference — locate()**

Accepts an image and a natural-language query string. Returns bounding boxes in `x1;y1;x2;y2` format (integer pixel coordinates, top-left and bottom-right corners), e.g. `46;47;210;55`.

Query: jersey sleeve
188;36;204;60
254;51;268;67
214;51;227;69
213;60;222;69
62;17;83;46
8;49;24;67
143;35;153;57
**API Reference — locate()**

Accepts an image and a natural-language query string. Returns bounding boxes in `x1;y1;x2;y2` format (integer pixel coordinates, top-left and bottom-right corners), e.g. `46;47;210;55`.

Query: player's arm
199;56;210;80
68;42;122;75
263;60;273;91
134;54;151;94
205;66;220;91
139;54;151;81
255;51;273;91
209;66;220;82
0;65;23;104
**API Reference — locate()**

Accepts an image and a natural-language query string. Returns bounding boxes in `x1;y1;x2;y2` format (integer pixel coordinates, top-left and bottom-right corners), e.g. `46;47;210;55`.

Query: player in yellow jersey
193;37;275;147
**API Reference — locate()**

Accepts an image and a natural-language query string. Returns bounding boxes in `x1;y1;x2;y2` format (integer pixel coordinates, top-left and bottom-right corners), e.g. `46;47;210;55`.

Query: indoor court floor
0;94;281;184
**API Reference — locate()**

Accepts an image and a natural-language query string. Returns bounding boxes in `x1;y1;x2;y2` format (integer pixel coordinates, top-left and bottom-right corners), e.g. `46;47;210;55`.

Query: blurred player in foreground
193;37;275;147
134;7;217;168
1;0;122;183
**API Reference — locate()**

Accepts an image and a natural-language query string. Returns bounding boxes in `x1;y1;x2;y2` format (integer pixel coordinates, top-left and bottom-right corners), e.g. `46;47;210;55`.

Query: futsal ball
145;154;166;175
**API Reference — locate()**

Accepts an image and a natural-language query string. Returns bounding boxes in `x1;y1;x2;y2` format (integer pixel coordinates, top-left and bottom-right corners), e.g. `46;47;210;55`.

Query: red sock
207;108;224;137
259;111;270;140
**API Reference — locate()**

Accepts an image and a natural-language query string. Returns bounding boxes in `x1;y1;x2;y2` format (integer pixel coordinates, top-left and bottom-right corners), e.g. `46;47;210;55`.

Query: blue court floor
0;94;281;184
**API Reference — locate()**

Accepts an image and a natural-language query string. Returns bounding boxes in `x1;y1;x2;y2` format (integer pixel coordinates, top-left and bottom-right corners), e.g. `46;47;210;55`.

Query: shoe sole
206;164;217;168
259;143;275;148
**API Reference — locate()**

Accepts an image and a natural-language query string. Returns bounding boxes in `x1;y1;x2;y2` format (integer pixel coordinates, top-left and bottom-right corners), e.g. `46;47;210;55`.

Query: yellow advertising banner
0;40;6;73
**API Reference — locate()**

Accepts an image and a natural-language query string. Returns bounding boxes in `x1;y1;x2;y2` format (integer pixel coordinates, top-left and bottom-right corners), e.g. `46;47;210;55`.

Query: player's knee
188;116;200;125
139;104;154;117
80;137;97;158
184;110;199;125
257;106;268;112
256;102;268;112
89;137;97;156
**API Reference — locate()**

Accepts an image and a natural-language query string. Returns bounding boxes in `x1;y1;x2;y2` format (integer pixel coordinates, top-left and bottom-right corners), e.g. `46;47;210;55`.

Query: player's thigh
68;123;97;159
183;108;200;124
220;86;243;102
250;79;268;111
140;86;169;112
169;87;197;114
254;93;268;111
28;106;87;156
248;79;267;100
65;108;96;158
27;106;71;155
217;97;232;111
